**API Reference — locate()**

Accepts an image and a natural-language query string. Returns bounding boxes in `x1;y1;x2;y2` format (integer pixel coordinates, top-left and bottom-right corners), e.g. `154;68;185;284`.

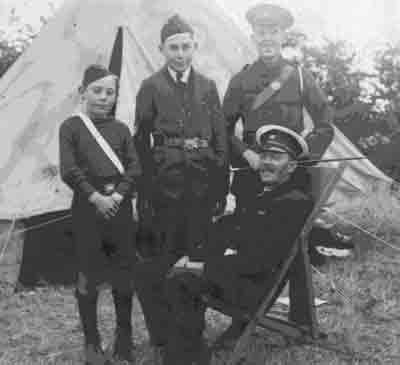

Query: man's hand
89;192;119;219
168;256;204;277
243;149;261;170
186;261;204;272
224;248;238;256
174;255;189;268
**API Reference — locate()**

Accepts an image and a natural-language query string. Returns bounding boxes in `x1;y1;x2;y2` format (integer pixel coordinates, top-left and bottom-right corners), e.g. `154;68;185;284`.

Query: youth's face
251;24;285;62
258;149;297;185
81;75;117;117
160;33;197;72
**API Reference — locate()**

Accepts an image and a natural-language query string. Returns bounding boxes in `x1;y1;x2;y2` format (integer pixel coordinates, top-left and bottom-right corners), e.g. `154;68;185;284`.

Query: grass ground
1;187;400;364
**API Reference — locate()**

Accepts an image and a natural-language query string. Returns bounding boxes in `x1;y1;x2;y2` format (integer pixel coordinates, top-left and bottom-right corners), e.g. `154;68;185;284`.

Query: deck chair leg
300;238;318;338
228;318;257;365
288;245;317;334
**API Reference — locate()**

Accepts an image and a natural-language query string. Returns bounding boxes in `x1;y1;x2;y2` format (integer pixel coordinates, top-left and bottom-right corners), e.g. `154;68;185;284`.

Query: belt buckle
199;139;208;148
104;183;115;195
183;138;198;151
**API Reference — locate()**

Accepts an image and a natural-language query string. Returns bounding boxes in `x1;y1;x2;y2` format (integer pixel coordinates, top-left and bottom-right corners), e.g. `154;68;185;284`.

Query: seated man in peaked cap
162;125;314;365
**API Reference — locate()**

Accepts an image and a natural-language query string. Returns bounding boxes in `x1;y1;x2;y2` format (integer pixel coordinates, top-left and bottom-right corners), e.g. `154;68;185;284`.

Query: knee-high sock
75;289;100;346
112;289;133;336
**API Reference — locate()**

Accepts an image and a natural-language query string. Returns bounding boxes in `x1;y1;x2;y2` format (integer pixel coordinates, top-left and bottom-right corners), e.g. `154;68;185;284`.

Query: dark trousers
71;197;136;354
163;248;313;365
164;272;210;365
135;192;213;346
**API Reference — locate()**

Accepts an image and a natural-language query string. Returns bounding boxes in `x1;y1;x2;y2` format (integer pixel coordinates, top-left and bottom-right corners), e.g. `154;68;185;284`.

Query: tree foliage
0;7;48;78
285;31;400;175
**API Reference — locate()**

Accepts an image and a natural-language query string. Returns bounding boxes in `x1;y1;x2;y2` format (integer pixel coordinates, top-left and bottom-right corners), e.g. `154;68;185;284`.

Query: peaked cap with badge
255;124;309;159
246;3;294;29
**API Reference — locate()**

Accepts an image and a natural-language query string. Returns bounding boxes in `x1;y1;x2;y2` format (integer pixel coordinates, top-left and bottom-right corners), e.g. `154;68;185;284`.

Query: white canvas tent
0;0;393;286
0;0;257;220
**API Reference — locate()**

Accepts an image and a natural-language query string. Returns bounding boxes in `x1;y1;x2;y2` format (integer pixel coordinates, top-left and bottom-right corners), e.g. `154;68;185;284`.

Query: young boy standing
59;64;141;364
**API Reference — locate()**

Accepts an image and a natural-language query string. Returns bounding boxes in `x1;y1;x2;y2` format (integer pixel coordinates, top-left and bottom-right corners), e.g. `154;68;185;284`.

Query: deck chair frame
220;163;347;365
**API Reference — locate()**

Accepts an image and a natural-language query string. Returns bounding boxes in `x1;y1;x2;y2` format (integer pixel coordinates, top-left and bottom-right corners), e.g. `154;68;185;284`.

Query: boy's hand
89;192;119;219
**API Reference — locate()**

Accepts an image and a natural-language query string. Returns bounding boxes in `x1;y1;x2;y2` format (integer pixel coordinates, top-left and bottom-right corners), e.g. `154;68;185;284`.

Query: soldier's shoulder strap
298;65;304;94
296;65;316;137
251;64;295;111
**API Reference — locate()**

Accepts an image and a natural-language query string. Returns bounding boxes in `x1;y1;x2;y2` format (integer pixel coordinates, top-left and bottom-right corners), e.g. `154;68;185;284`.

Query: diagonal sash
297;66;315;137
77;112;125;174
251;64;295;111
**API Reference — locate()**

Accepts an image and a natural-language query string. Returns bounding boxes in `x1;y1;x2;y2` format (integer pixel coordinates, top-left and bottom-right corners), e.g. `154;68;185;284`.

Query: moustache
259;165;276;173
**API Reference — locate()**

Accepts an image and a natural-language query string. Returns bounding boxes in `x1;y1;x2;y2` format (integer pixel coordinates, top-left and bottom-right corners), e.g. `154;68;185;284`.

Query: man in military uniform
133;14;228;358
223;3;334;203
163;125;314;365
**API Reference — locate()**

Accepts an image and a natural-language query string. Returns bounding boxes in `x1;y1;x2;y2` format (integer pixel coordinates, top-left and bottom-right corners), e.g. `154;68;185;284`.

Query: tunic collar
254;56;285;77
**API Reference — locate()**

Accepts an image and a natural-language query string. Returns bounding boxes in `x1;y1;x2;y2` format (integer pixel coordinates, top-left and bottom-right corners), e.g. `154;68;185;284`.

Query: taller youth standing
134;14;228;356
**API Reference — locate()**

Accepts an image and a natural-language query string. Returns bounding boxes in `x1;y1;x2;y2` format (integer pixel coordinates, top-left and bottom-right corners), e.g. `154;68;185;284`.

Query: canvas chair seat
201;163;347;364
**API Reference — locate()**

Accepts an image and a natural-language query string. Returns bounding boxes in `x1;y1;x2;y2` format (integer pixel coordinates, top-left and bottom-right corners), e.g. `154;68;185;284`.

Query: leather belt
153;134;209;150
91;178;118;195
101;183;116;195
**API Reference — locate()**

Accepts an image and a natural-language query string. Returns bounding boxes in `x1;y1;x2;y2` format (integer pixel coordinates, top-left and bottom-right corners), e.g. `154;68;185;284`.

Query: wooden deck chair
205;163;347;364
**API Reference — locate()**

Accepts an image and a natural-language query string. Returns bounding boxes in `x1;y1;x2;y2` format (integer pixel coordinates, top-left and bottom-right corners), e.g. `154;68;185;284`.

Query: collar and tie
176;71;184;86
168;66;191;86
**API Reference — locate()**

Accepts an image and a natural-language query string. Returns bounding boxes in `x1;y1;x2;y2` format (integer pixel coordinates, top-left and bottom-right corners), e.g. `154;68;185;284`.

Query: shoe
113;331;134;363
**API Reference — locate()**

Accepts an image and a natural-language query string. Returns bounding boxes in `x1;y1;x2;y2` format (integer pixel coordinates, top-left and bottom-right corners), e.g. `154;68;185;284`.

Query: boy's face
160;33;197;72
258;149;297;186
81;75;117;117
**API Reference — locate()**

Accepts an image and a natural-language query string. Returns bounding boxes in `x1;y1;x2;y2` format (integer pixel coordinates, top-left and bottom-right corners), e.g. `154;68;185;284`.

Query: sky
0;0;399;61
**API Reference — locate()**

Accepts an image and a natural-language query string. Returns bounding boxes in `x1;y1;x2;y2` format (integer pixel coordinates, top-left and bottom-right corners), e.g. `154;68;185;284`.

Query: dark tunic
223;57;334;201
59;115;141;291
223;57;334;164
135;66;228;201
133;66;228;346
203;170;313;310
134;66;228;257
163;170;314;365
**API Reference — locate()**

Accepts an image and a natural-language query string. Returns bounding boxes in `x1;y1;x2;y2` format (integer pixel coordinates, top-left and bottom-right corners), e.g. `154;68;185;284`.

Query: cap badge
270;81;281;91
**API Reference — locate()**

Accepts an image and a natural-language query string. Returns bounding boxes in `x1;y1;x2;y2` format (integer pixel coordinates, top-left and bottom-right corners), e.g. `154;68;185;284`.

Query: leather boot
75;289;105;364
